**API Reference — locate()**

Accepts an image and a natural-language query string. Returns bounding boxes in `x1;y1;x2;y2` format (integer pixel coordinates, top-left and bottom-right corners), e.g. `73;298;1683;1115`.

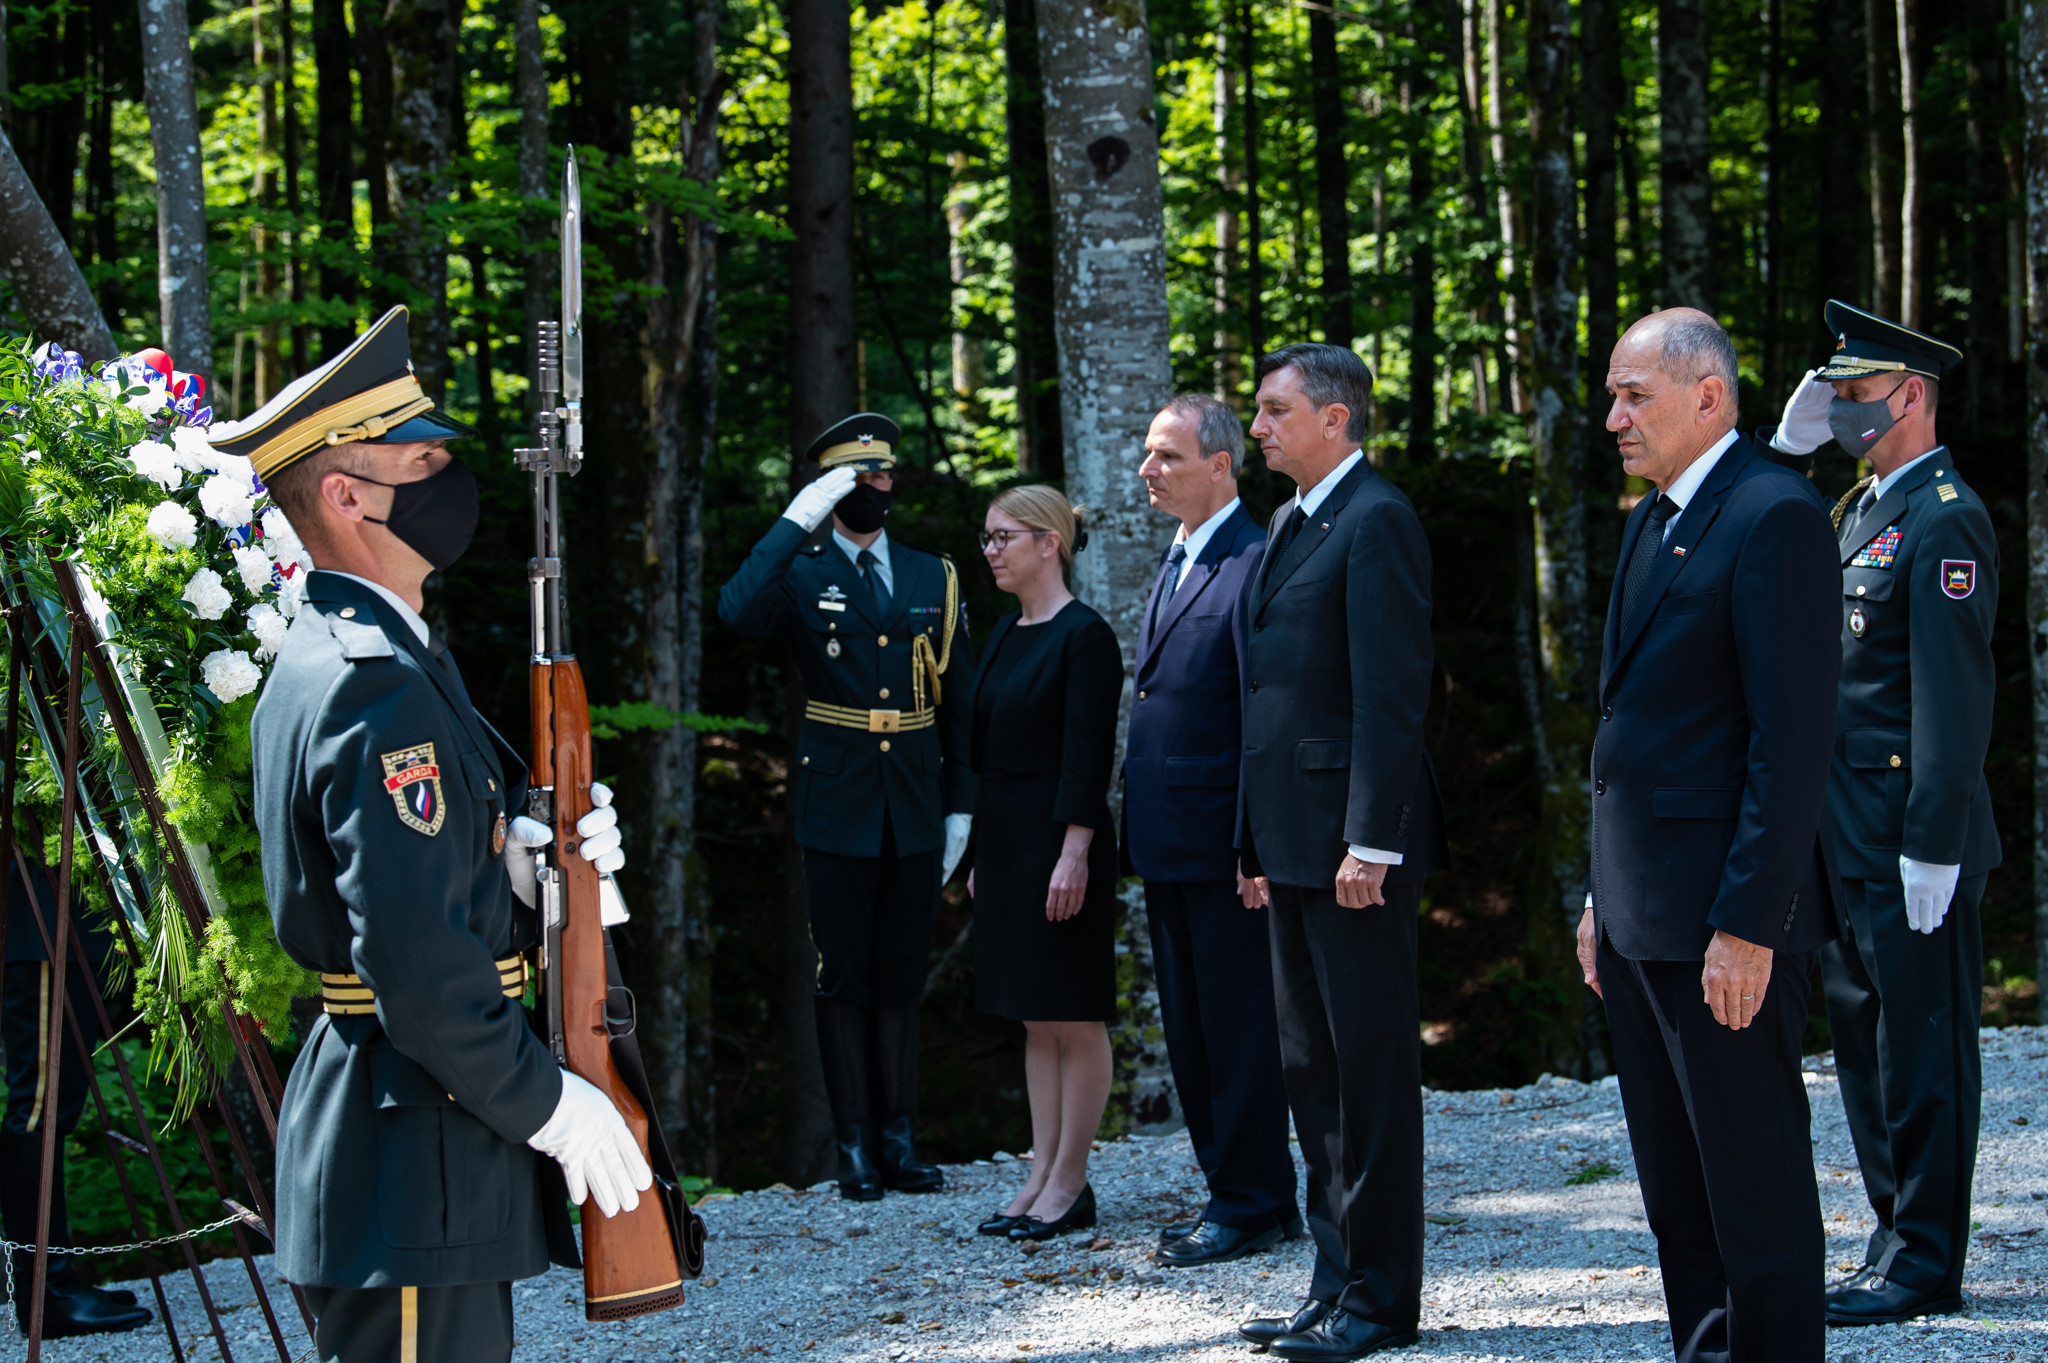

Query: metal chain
2;1211;248;1317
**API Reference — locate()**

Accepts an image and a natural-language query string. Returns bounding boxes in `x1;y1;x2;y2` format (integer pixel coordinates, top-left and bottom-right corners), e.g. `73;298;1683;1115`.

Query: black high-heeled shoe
977;1211;1028;1236
1008;1184;1097;1241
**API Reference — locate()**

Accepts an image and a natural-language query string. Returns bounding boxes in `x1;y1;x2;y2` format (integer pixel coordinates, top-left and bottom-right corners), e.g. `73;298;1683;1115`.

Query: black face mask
835;481;892;535
352;457;480;572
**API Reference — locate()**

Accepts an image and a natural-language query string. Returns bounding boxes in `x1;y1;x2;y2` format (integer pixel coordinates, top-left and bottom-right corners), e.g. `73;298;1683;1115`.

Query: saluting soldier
1766;301;1998;1327
719;415;975;1202
233;307;651;1362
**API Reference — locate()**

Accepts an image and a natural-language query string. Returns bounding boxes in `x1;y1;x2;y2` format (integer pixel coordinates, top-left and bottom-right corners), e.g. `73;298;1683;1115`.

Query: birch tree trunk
0;125;114;359
1213;51;1242;397
385;0;459;400
1486;0;1524;413
2021;0;2048;1003
1237;0;1263;361
1896;0;1923;328
136;0;210;379
1658;0;1712;311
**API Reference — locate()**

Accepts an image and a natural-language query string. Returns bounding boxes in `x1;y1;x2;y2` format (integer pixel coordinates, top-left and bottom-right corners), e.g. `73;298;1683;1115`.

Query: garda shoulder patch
381;742;445;835
1941;560;1976;600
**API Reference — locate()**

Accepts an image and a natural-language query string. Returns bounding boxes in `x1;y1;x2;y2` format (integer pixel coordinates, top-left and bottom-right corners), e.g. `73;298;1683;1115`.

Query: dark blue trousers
1145;879;1296;1233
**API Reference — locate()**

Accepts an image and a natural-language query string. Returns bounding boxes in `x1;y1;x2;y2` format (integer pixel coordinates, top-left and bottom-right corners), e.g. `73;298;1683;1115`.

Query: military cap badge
381;742;446;836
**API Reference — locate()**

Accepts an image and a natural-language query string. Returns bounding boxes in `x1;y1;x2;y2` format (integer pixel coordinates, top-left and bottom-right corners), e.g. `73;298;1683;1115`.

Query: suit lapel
1839;455;1941;564
1599;499;1647;689
1257;461;1373;611
1138;508;1247;674
1607;440;1752;674
1137;545;1174;663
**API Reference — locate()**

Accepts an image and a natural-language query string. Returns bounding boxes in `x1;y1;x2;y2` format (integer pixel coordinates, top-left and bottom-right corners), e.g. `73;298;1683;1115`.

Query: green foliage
1566;1161;1621;1186
588;700;769;740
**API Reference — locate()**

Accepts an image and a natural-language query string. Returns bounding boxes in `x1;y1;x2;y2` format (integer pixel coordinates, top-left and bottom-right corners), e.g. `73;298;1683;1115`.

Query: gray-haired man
1122;396;1299;1269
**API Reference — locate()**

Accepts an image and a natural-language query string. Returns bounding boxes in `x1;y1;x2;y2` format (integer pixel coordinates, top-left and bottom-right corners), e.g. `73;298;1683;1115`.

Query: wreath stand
1;548;307;1361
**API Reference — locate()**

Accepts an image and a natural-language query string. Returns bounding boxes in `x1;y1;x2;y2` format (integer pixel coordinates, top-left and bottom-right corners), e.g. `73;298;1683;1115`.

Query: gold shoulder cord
910;557;959;715
1832;475;1875;533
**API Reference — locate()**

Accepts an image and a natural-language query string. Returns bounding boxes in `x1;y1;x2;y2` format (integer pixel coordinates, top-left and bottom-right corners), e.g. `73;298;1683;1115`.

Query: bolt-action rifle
518;147;707;1322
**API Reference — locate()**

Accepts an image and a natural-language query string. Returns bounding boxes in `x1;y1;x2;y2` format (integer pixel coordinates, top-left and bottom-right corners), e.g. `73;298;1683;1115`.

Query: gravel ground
34;1025;2048;1363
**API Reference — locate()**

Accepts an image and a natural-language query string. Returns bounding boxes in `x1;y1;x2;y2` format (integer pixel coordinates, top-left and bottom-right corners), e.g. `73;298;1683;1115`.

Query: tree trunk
1403;62;1435;464
0;126;115;358
947;152;984;404
643;0;721;1167
384;0;459;401
1308;9;1348;348
137;0;210;380
280;0;306;368
1895;0;1922;328
1450;0;1494;414
1761;0;1784;395
1486;0;1524;412
782;0;855;1187
2022;0;2048;1009
1238;0;1262;361
1003;0;1061;475
1658;0;1712;312
312;0;355;360
1866;0;1901;316
514;0;549;424
256;0;282;403
1526;0;1590;1016
1212;48;1241;398
355;0;394;311
1580;0;1619;460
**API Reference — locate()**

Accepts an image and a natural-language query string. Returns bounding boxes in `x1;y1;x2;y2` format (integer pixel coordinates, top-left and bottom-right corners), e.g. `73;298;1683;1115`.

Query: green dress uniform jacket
253;571;564;1289
1832;454;2001;879
718;519;975;857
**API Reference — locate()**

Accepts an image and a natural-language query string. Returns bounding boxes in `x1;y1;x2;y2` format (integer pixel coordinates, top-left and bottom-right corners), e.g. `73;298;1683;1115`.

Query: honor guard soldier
1767;301;1998;1327
719;414;975;1201
231;307;650;1362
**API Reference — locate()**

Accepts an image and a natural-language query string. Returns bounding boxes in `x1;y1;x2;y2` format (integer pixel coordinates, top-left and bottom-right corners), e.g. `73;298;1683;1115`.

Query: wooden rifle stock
532;657;686;1321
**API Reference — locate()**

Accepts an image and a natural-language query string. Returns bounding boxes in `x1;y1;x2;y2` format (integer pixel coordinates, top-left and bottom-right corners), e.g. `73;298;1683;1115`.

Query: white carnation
169;425;219;472
126;439;182;490
200;648;263;703
181;568;232;620
276;572;306;620
197;471;256;529
260;507;304;561
232;544;274;595
146;501;198;550
245;602;289;659
127;387;170;417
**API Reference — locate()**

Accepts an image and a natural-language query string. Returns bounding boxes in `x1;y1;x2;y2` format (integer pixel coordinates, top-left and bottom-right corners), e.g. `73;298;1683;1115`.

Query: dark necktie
1151;542;1187;637
1270;505;1309;566
1622;495;1680;619
858;548;891;618
1848;482;1879;541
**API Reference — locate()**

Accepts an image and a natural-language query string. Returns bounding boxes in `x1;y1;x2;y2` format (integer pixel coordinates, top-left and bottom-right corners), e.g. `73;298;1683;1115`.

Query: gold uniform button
879;740;892;753
1855;585;1866;596
879;687;890;700
1889;755;1902;768
878;634;889;647
1138;691;1147;701
339;606;357;618
802;755;811;766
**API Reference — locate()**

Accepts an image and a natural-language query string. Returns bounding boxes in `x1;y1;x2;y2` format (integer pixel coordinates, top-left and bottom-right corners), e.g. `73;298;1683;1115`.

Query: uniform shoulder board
326;611;396;661
801;541;826;556
1935;482;1959;503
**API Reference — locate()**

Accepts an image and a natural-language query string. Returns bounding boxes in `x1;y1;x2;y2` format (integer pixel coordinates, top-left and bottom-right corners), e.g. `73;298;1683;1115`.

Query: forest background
0;0;2037;1196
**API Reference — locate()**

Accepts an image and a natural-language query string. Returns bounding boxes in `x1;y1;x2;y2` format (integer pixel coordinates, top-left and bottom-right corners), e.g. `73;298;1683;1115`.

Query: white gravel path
34;1026;2048;1362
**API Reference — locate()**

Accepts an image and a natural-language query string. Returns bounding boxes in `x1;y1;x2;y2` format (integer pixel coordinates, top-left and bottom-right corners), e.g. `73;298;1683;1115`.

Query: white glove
1900;856;1961;934
527;1069;652;1217
576;782;625;876
1770;369;1835;456
599;875;631;928
504;815;553;907
781;466;859;533
942;813;972;885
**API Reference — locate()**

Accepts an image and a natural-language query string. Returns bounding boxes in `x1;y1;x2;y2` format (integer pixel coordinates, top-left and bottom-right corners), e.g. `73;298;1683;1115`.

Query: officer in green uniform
1765;301;1997;1327
718;415;975;1201
229;307;651;1362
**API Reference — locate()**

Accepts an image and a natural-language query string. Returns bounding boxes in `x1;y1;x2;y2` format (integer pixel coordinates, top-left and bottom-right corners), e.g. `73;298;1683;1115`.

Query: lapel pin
1320;523;1330;530
1671;546;1687;556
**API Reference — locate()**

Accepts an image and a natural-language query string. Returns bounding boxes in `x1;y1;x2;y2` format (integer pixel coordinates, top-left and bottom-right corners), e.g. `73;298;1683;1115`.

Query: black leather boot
815;1000;884;1201
3;1131;151;1336
871;1004;943;1192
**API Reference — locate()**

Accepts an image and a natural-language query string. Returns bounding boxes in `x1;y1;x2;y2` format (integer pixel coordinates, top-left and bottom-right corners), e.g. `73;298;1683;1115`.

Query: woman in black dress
966;485;1124;1242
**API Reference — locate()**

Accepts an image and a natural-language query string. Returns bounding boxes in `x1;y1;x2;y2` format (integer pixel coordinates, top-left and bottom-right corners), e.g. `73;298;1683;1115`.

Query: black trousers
803;811;940;1007
1266;880;1422;1327
1147;878;1296;1232
302;1282;513;1363
1598;932;1823;1363
1821;872;1986;1295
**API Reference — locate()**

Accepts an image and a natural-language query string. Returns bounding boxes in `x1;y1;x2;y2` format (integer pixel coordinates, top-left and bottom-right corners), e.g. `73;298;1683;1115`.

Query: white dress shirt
1870;447;1945;503
1170;497;1242;590
325;571;430;646
833;528;894;596
1655;428;1740;542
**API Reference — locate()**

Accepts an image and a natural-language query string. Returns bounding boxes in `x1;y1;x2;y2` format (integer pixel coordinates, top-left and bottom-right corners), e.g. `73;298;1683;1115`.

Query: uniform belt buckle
868;709;901;734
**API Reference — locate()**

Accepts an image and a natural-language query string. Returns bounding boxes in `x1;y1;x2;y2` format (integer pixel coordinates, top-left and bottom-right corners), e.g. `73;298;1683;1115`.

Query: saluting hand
1701;930;1773;1030
1334;853;1388;909
1047;825;1093;921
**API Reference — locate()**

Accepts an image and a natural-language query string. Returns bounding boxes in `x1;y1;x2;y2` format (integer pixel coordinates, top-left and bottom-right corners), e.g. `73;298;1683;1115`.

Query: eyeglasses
978;528;1043;552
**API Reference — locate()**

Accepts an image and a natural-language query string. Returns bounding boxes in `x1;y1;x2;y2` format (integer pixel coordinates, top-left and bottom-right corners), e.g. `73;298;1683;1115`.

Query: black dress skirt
970;599;1124;1022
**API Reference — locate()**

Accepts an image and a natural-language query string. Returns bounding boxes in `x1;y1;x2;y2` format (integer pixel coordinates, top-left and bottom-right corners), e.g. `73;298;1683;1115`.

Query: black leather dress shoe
20;1271;153;1338
1824;1270;1963;1326
1270;1306;1418;1361
1157;1220;1198;1245
1008;1184;1097;1241
835;1125;885;1203
1158;1220;1284;1267
978;1211;1028;1236
878;1118;945;1193
1281;1213;1306;1240
1240;1298;1334;1347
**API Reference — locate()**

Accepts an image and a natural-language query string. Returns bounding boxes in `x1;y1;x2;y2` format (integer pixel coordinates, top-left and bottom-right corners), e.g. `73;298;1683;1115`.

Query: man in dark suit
1763;303;1996;1326
1576;308;1842;1363
1121;393;1297;1269
1234;344;1449;1361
